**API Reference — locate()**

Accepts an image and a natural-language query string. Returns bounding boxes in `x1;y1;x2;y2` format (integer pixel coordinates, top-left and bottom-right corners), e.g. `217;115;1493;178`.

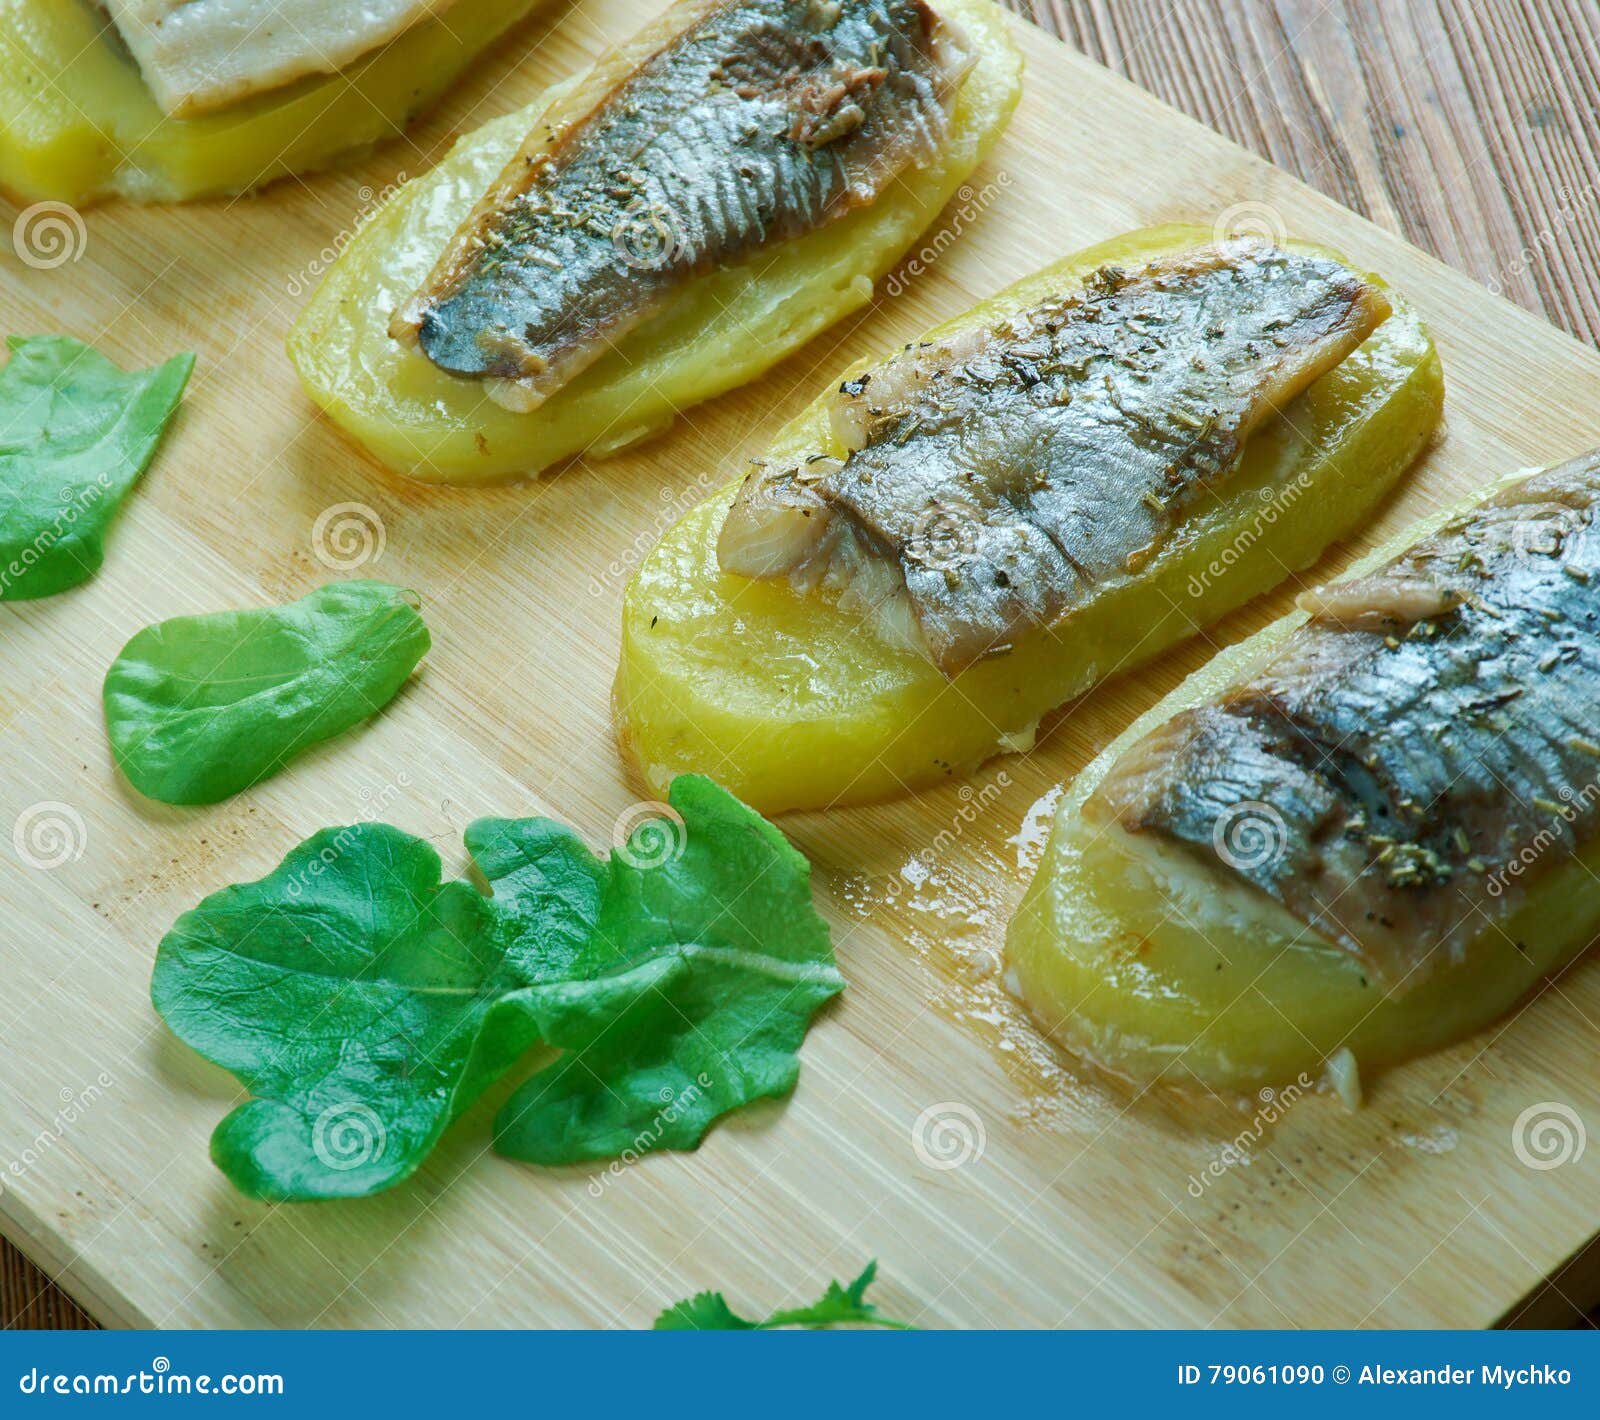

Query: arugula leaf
0;335;192;601
104;580;430;805
494;774;844;1165
655;1291;758;1331
152;816;600;1200
151;776;841;1200
654;1261;913;1330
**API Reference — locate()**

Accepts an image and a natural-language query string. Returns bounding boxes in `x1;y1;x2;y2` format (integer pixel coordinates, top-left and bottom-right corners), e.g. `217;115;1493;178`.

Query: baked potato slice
287;0;1023;483
1007;466;1600;1095
0;0;545;204
615;224;1444;813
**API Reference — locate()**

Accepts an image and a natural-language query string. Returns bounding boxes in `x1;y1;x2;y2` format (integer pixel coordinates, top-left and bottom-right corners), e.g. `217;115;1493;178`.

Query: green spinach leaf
152;815;600;1200
493;774;844;1165
105;580;430;805
654;1261;912;1330
151;775;841;1200
0;335;192;601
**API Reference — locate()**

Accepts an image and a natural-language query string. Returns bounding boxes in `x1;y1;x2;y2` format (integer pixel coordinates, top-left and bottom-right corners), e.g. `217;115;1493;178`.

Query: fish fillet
718;240;1391;675
104;0;459;116
395;0;972;412
1089;451;1600;994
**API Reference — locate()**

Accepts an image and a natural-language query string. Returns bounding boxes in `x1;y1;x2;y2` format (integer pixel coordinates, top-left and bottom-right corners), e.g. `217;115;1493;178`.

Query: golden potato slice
616;225;1444;813
1006;473;1599;1095
287;0;1023;483
0;0;543;204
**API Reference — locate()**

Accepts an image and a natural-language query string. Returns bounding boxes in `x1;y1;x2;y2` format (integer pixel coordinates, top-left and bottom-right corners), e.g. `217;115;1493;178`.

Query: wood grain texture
1;1247;92;1331
1018;0;1600;343
5;0;1600;1331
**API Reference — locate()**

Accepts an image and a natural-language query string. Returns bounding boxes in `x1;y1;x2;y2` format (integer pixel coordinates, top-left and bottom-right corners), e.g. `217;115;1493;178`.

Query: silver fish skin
107;1;459;116
1088;451;1600;994
717;241;1390;675
402;0;970;411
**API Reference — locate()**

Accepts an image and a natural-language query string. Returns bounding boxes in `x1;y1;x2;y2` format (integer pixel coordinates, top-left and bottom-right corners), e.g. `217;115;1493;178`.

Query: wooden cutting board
3;0;1598;1330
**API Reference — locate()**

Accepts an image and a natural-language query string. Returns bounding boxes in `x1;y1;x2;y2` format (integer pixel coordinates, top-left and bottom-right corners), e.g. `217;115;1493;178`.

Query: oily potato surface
0;0;544;204
1006;479;1598;1093
616;225;1445;813
288;0;1024;483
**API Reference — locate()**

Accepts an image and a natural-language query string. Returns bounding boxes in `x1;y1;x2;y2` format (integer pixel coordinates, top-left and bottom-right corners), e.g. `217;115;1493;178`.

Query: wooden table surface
6;0;1600;1332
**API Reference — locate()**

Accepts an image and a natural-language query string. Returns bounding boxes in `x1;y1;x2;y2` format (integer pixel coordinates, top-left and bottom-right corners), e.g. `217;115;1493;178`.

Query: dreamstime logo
285;173;408;295
12;201;87;269
878;768;1014;908
1486;770;1600;899
586;1073;712;1197
587;470;718;598
612;200;685;270
612;800;687;869
281;773;412;901
1509;505;1588;564
312;1102;387;1171
1185;1074;1314;1197
884;172;1013;297
1511;1102;1587;1171
355;771;412;819
311;502;386;570
1;1072;115;1195
905;500;979;572
1211;800;1286;872
12;802;87;870
1;474;111;598
911;1101;986;1171
1186;472;1314;598
1485;179;1597;298
1212;200;1288;250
